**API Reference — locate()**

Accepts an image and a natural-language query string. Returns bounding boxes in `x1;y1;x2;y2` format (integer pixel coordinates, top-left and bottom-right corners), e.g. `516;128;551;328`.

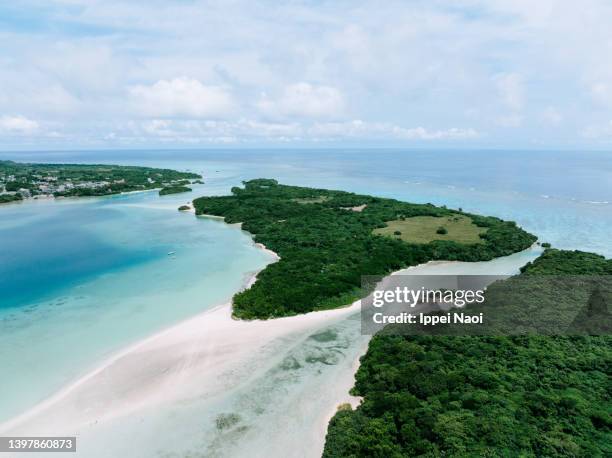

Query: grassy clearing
373;215;487;244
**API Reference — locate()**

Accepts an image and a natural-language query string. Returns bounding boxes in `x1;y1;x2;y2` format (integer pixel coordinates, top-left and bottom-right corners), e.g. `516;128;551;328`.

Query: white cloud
497;114;523;128
240;120;303;138
310;120;479;141
34;85;81;115
257;83;345;119
495;73;525;111
99;118;479;145
0;115;39;134
589;82;612;105
128;77;235;118
582;120;612;139
4;1;612;147
393;126;479;140
541;107;563;125
140;119;176;137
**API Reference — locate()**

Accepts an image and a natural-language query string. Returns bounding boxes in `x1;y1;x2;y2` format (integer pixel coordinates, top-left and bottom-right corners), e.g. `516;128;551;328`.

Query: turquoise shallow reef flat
0;187;274;421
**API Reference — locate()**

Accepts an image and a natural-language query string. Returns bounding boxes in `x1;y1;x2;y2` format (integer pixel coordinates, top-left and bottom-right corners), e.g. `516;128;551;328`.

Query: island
193;179;536;319
0;160;201;202
323;248;611;457
159;185;192;196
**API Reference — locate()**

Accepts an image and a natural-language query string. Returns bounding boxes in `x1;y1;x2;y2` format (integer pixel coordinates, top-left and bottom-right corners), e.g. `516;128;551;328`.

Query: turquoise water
0;187;274;421
0;148;610;432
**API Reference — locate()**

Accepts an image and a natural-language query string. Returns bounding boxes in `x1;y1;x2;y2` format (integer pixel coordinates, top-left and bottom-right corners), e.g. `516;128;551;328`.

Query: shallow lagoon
0;188;273;421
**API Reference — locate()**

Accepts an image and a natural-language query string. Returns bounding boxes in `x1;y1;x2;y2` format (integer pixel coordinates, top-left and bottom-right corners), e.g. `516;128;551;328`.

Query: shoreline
0;238;344;436
0;241;540;455
3;184;209;208
0;241;281;434
0;289;365;440
0;237;437;434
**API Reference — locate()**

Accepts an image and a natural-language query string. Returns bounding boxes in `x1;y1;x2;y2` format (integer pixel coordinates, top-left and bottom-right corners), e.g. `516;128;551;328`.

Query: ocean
0;148;610;455
5;148;610;256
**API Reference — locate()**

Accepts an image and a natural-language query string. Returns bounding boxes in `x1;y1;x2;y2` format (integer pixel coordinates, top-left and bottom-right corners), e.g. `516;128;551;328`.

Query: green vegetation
541;242;552;248
520;248;611;275
0;193;22;203
178;205;191;211
292;196;330;204
374;215;486;244
323;249;612;458
159;185;192;196
193;179;536;319
215;413;242;430
0;160;200;202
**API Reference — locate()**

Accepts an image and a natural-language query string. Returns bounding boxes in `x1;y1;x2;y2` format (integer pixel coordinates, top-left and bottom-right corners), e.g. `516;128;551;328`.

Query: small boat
167;251;176;255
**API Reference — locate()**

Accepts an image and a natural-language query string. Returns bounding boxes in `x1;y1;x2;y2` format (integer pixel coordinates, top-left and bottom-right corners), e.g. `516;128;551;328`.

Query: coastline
0;230;413;434
0;241;282;435
0;240;540;456
196;210;244;229
3;188;159;206
0;236;350;434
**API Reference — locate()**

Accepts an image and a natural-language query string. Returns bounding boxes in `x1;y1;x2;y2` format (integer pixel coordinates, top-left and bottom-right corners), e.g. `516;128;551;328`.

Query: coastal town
0;160;202;203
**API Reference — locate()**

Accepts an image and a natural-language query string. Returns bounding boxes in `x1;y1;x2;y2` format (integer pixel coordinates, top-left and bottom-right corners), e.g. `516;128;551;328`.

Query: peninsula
193;179;536;319
194;179;609;456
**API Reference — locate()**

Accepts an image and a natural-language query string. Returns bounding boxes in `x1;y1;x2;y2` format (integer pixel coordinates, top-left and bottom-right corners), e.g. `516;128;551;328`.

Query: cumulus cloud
257;83;345;119
116;118;477;144
310;120;479;141
0;115;39;134
4;1;612;147
129;77;235;118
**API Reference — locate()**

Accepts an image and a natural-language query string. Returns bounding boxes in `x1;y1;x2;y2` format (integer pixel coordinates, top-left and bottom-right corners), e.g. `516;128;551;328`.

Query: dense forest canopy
159;185;192;195
323;249;612;458
193;179;536;319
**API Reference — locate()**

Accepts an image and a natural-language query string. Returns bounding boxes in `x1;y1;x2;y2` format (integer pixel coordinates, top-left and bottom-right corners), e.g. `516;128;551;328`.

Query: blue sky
1;0;612;150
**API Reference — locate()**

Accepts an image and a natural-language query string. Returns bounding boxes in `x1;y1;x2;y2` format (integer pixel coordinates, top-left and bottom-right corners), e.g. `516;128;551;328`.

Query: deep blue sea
0;148;610;436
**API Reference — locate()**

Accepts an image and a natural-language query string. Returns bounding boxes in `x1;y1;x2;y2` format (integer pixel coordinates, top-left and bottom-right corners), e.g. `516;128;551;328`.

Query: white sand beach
0;244;541;457
0;277;366;457
0;296;359;434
